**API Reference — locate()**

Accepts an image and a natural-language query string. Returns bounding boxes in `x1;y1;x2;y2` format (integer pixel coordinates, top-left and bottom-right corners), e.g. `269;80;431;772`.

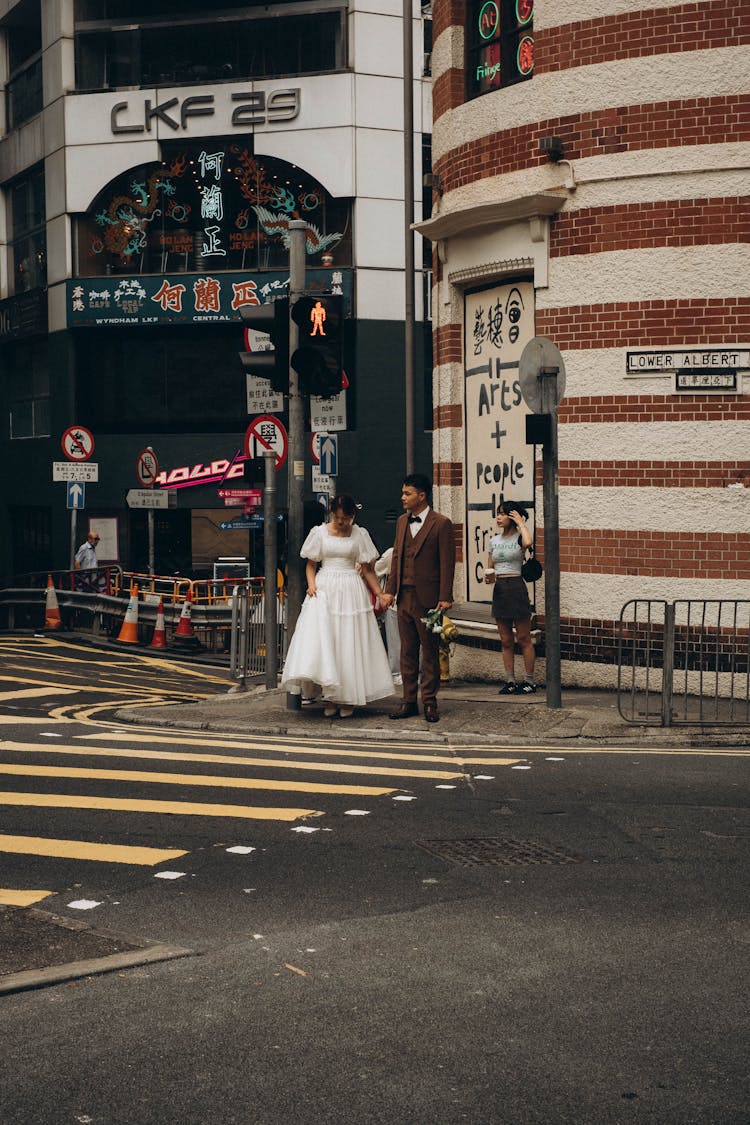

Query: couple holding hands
282;473;455;724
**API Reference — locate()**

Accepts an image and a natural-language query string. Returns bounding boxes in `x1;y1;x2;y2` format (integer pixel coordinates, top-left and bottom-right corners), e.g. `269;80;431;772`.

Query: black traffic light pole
286;220;307;703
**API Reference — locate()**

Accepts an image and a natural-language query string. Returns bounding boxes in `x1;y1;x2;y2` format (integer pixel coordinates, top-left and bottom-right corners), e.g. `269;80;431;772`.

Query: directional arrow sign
319;434;338;476
66;482;85;510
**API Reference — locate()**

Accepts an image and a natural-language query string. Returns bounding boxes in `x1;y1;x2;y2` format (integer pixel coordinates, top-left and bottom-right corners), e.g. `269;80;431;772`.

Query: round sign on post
244;414;288;471
136;447;159;487
518;337;567;414
61;425;95;461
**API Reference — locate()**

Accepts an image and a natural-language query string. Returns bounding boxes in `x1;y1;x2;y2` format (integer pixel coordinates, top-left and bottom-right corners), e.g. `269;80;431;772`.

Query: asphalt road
0;636;748;1124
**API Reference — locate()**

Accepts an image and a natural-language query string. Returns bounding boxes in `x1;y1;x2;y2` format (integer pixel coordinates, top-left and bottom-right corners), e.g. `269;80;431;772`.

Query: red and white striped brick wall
427;0;750;685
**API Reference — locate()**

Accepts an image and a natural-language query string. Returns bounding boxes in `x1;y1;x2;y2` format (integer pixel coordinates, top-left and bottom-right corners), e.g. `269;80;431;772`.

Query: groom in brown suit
380;473;455;723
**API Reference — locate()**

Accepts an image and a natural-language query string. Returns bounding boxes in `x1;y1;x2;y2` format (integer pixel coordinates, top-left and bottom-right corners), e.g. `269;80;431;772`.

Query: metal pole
286;219;307;710
403;0;416;474
147;509;155;576
263;450;278;691
70;509;77;571
540;367;562;708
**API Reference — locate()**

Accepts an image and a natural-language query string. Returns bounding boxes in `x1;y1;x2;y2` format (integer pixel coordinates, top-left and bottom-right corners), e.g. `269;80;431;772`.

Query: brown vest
401;528;419;586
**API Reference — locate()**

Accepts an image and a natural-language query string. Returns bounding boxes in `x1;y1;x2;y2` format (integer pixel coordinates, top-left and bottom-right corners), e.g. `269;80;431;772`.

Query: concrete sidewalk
116;679;750;749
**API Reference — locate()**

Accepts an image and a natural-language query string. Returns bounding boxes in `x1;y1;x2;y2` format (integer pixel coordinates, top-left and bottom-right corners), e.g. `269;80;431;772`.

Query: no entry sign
61;425;95;461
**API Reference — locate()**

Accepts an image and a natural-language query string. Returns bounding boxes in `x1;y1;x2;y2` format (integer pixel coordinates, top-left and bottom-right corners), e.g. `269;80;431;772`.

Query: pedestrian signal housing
290;294;344;399
239;297;289;393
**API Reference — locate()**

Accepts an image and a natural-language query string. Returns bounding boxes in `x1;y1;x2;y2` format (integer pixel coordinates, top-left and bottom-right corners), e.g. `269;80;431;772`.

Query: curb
0;906;194;996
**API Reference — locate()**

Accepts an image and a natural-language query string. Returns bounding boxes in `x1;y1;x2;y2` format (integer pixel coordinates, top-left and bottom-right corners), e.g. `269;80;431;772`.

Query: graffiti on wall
464;281;535;603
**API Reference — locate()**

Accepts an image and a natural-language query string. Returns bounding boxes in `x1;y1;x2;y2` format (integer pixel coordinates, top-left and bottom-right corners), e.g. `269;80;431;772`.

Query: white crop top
489;533;524;577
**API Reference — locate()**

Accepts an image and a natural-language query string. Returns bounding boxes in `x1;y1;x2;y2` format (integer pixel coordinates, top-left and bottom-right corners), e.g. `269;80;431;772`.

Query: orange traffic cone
45;575;62;631
116;584;139;644
171;588;202;650
149;597;167;649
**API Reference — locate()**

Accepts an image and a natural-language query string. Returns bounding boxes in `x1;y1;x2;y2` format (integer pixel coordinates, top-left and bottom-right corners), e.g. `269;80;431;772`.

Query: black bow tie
408;515;422;524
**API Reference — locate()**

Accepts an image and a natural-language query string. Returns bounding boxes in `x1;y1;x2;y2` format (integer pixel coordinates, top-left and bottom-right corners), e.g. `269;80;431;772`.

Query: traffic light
290;294;344;399
239;297;289;393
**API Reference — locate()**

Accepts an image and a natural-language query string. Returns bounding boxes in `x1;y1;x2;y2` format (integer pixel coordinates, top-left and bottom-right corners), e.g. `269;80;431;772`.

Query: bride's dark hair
330;493;357;518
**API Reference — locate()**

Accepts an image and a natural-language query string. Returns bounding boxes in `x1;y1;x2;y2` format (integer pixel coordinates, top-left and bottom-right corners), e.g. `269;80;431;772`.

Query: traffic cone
149;597;167;649
116;584;139;644
45;575;62;631
171;587;202;650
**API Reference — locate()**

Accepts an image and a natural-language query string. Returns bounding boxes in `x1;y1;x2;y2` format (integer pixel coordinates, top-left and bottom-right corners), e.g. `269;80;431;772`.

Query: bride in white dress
281;495;395;717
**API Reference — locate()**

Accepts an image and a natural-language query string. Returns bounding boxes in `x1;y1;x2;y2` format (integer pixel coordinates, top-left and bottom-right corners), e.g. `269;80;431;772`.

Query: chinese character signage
464;281;535;603
67;270;352;327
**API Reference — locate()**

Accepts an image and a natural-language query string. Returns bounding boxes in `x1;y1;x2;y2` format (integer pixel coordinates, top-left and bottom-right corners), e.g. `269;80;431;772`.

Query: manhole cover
416;836;581;867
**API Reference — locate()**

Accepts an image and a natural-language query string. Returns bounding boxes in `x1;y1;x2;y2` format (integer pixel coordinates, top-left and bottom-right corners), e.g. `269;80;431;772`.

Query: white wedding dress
281;524;395;706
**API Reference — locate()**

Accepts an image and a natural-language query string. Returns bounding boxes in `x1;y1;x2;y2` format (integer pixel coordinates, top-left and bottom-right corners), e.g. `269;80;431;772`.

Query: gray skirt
492;576;532;622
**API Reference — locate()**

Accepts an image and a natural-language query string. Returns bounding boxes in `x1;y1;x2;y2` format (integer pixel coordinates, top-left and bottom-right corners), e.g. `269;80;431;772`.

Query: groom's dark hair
403;472;432;500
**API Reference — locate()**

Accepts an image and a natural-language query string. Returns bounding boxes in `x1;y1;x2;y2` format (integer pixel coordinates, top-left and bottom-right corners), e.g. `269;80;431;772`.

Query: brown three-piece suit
385;508;456;706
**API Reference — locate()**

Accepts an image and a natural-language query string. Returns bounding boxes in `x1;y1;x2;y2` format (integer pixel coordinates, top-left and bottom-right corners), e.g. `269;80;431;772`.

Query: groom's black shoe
390;701;419;720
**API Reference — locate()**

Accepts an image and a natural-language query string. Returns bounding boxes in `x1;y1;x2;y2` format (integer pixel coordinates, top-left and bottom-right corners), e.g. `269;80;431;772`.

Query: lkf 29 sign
464;281;535;603
111;89;300;134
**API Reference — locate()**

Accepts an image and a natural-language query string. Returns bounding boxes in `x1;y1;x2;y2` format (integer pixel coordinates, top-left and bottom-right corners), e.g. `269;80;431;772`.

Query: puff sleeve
300;525;323;561
355;526;379;565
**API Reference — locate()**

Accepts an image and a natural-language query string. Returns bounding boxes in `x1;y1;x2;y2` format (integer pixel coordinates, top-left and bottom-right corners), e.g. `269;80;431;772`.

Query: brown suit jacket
385;509;455;610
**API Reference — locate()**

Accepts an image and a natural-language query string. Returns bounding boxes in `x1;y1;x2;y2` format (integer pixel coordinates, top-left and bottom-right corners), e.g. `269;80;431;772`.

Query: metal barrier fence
618;599;750;726
229;583;286;688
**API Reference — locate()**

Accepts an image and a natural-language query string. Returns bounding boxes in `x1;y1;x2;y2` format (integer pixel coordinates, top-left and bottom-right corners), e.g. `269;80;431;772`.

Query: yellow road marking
0;793;320;821
0;761;395;797
4;740;470;780
0;687;79;700
0;716;76;725
0;888;55;906
0;673;166;698
0;637;233;686
0;834;187;866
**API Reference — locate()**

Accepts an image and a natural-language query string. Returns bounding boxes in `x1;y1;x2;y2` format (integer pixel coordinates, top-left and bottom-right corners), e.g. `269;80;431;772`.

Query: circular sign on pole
61;425;95;462
136;447;159;487
310;431;329;465
518;337;567;414
245;414;288;471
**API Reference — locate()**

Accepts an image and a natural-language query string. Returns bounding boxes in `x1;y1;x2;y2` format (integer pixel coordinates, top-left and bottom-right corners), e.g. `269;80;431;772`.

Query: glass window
75;7;345;91
5;0;43;128
6;339;50;439
75;145;352;277
10;166;46;293
466;0;533;99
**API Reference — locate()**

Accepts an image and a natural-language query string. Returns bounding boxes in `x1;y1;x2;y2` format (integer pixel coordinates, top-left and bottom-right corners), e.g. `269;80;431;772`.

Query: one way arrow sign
319;434;338;477
66;482;85;509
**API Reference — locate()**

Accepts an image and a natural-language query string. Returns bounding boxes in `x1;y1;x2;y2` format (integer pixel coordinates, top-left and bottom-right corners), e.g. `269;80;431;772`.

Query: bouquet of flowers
421;607;459;642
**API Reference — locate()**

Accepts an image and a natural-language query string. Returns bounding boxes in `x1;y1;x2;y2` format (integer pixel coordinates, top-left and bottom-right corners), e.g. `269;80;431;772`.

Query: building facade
0;0;434;581
423;0;749;684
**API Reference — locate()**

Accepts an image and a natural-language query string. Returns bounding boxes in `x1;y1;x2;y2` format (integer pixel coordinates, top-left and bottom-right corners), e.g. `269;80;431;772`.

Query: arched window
74;142;352;277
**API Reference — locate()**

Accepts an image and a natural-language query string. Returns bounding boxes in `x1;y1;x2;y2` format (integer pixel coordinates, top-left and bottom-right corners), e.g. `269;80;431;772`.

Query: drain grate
416;835;581;867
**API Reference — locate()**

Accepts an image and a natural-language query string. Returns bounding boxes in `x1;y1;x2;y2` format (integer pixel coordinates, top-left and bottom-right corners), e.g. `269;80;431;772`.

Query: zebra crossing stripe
0;833;187;866
0;793;320;822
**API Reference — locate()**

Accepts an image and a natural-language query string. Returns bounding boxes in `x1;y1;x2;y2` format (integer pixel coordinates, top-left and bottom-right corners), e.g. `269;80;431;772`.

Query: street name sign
126;489;172;509
217;489;263;503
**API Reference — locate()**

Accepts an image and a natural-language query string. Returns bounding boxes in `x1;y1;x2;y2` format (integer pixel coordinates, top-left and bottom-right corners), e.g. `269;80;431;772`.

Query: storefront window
466;0;533;99
10;166;46;293
75;145;352;277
